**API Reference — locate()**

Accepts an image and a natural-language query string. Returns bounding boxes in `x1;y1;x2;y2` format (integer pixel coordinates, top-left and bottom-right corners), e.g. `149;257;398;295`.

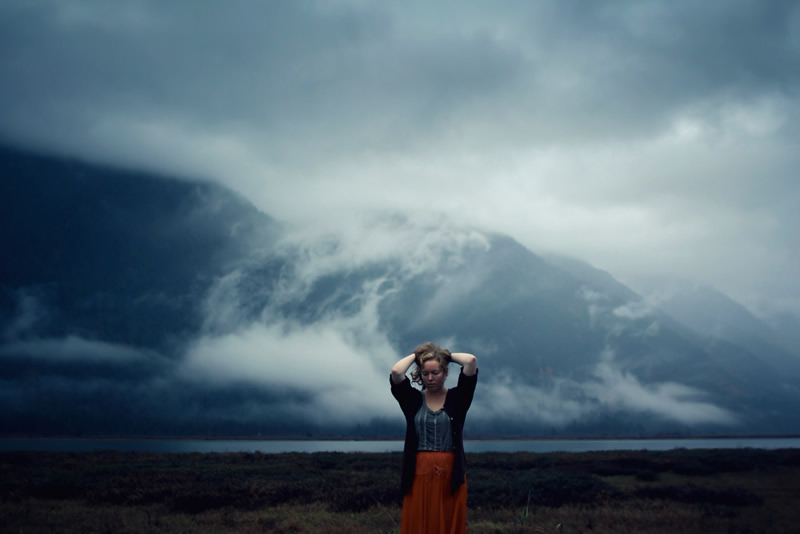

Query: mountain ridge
2;145;798;437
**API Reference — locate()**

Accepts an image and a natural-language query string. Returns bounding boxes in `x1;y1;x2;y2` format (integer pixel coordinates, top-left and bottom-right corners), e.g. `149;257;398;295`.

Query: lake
2;437;799;453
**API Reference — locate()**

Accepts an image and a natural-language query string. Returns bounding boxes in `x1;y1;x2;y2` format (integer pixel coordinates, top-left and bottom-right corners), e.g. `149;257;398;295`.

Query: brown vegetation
1;447;799;533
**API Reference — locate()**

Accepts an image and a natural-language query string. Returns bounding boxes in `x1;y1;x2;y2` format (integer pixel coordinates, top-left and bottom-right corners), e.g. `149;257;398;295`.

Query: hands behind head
442;348;452;364
413;344;452;367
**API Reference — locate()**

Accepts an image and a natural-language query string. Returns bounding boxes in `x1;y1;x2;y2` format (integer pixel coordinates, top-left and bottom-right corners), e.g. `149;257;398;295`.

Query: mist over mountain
2;146;799;438
640;282;800;379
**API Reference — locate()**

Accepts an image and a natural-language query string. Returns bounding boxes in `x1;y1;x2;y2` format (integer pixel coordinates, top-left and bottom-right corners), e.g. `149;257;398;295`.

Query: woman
390;342;478;534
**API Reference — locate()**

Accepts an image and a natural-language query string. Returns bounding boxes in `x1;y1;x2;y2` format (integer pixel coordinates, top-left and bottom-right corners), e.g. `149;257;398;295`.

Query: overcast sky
2;0;800;320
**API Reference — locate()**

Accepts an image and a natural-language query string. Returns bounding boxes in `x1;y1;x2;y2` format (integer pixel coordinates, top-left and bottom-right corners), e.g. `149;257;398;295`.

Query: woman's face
421;360;447;391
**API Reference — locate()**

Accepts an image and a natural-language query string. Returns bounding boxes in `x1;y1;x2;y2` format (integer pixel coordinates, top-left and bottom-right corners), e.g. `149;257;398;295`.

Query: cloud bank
1;0;799;318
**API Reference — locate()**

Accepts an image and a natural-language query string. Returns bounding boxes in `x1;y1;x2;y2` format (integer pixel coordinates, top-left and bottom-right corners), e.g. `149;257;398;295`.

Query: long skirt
401;451;467;534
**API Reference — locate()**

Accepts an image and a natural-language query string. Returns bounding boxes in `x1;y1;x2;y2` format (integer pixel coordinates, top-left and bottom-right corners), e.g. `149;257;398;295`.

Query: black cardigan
390;369;478;495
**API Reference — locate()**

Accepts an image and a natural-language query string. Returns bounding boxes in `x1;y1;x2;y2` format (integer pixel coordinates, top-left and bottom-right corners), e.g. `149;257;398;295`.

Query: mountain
770;312;800;358
538;256;800;432
0;146;285;436
0;145;279;349
634;280;800;381
2;145;799;437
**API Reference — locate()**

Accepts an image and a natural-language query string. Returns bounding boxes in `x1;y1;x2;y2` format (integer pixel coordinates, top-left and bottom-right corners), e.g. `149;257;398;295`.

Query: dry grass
1;448;799;533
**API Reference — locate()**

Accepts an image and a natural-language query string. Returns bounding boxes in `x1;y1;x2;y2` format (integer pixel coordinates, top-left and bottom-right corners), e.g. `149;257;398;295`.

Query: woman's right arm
391;353;417;385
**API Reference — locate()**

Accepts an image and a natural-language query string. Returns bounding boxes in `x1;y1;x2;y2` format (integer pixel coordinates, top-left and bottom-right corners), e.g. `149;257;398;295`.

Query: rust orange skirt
401;451;467;534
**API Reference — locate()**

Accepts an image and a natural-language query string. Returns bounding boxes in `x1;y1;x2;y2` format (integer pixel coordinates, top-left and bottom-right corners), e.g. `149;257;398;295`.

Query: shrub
634;469;659;482
470;468;618;508
524;468;619;507
329;481;400;513
634;483;763;507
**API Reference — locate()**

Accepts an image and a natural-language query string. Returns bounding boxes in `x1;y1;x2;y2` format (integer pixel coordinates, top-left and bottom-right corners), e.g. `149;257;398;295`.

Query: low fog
179;223;741;430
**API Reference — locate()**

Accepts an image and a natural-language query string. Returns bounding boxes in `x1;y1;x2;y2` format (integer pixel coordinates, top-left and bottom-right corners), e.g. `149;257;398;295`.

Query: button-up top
415;402;455;451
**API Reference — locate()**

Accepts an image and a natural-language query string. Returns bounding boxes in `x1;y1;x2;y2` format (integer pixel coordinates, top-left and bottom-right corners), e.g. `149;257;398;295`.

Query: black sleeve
390;374;421;417
456;368;478;412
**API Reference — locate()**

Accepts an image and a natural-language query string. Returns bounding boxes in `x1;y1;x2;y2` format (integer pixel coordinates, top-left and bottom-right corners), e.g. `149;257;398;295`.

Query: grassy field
2;447;799;533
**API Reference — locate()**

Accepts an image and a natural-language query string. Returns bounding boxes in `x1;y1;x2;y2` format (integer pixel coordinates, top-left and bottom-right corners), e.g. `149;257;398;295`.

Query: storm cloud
2;0;798;319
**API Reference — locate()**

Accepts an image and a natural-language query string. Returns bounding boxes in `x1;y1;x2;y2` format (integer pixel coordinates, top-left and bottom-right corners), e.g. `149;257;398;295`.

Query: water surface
2;437;799;453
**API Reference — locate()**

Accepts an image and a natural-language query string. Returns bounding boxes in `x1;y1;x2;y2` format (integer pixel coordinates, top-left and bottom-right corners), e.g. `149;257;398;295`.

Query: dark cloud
0;1;521;156
2;1;797;144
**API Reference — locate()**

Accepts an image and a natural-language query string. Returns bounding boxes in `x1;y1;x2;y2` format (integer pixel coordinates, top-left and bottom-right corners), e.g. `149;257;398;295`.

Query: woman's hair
410;342;452;386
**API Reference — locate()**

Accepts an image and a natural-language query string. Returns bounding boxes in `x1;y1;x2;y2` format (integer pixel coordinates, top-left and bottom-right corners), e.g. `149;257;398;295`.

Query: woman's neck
424;388;447;410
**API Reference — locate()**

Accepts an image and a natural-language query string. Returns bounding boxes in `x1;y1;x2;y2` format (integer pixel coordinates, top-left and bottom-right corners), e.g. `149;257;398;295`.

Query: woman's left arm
449;352;477;376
